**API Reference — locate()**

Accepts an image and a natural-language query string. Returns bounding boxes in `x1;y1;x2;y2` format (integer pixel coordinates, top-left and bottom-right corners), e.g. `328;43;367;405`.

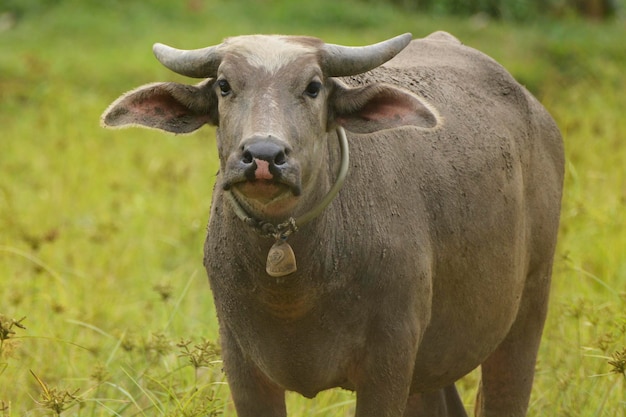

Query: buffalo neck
211;127;347;283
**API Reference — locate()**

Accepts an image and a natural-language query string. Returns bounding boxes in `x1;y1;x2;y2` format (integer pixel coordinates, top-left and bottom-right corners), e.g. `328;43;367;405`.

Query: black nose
241;137;289;167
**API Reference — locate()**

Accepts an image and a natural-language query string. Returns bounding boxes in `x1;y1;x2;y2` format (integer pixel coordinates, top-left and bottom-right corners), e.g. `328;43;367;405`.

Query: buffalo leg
220;327;287;417
442;384;468;417
403;385;468;417
475;267;551;417
353;321;423;416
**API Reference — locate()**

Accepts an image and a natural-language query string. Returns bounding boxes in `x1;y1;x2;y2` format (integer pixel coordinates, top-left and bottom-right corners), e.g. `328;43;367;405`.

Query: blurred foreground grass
1;1;625;415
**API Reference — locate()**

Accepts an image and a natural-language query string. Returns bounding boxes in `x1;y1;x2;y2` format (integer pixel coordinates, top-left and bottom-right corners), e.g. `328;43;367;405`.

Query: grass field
1;1;625;415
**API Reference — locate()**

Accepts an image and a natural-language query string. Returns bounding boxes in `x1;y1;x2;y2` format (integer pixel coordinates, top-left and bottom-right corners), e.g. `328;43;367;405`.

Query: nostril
274;151;286;166
242;150;253;164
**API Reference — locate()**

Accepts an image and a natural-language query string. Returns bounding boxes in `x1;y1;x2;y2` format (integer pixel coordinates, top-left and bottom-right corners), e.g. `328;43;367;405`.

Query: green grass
1;1;625;415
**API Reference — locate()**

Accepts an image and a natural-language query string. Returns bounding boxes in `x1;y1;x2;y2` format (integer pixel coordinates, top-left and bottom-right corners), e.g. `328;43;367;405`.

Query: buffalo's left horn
322;33;412;77
152;43;222;78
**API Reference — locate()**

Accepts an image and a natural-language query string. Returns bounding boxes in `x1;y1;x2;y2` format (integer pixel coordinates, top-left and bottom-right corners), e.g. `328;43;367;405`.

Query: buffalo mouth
233;179;298;203
223;171;302;204
225;178;301;220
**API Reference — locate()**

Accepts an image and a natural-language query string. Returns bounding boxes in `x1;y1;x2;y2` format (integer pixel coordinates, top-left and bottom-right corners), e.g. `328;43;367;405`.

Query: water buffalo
102;31;564;417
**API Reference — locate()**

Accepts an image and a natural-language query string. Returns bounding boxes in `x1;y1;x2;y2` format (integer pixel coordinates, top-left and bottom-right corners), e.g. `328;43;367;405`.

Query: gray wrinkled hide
103;31;564;417
204;33;563;417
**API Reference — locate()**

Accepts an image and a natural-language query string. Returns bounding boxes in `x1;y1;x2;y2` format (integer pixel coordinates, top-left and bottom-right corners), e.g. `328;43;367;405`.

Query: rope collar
225;126;350;241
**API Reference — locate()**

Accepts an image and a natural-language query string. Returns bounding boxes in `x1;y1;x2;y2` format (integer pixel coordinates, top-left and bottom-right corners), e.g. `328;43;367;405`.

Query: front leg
353;315;422;417
404;385;468;417
220;326;286;417
350;257;432;417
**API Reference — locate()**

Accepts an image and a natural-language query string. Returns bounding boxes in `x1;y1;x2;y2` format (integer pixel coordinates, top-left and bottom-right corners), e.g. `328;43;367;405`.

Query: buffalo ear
101;80;218;133
330;82;439;134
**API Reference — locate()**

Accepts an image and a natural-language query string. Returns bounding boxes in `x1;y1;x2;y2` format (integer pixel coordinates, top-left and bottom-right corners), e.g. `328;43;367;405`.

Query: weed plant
1;0;625;415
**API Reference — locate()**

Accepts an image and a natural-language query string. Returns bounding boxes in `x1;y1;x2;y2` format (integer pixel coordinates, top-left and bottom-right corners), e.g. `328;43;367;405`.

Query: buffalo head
102;34;438;223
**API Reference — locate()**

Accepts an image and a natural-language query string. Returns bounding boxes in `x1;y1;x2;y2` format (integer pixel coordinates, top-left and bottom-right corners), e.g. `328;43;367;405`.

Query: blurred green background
1;0;625;415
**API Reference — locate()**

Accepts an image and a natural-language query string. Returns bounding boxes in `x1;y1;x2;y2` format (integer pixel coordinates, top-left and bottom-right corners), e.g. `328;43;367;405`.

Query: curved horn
321;33;412;77
152;43;222;78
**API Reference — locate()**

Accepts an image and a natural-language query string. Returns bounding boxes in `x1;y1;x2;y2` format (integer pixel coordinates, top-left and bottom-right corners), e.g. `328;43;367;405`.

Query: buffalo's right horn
152;43;222;78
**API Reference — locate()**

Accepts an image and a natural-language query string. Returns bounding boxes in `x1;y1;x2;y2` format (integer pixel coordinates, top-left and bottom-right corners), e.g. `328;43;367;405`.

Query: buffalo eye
304;81;322;99
217;79;232;97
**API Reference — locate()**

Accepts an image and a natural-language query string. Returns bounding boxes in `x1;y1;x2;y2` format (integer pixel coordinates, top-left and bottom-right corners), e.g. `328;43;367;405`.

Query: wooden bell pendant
266;239;297;277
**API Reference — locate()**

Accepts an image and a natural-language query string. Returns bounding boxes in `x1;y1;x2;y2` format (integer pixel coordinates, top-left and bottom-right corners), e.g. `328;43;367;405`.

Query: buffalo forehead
221;35;319;73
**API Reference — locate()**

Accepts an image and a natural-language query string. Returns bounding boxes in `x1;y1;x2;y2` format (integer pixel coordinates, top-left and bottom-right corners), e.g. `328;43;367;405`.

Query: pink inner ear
134;92;189;120
103;82;214;133
334;85;438;133
360;99;414;122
